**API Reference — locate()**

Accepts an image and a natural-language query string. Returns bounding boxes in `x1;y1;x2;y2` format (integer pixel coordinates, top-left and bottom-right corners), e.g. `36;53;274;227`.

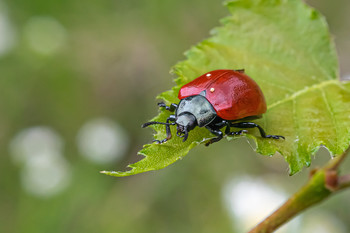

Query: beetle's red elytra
179;69;267;120
142;69;284;146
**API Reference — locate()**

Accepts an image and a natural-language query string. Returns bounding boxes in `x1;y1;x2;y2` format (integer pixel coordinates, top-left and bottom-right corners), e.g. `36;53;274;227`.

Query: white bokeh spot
9;126;71;198
223;176;300;233
10;126;63;165
23;16;67;55
21;155;71;197
77;118;129;164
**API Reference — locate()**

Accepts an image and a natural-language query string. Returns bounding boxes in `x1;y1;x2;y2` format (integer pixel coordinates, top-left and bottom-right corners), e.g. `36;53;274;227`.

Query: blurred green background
0;0;350;232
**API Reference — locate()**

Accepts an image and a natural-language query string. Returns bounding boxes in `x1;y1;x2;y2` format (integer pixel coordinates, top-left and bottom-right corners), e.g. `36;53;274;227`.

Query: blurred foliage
0;0;350;233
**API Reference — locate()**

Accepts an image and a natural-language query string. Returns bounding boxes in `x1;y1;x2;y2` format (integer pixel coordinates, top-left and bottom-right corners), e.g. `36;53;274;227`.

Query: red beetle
143;69;284;146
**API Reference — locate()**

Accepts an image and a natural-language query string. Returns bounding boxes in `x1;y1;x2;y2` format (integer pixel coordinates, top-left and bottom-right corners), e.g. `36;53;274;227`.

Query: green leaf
102;0;350;177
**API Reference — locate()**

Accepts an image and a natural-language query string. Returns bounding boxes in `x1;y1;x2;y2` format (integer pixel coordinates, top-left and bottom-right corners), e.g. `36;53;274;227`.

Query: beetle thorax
176;95;217;128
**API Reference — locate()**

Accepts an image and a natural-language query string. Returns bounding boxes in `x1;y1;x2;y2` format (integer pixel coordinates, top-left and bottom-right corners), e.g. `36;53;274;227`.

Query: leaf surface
102;0;350;177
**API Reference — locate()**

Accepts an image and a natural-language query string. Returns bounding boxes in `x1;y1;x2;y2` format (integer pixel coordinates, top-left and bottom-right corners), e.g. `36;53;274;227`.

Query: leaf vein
267;80;338;110
320;86;339;151
292;97;300;162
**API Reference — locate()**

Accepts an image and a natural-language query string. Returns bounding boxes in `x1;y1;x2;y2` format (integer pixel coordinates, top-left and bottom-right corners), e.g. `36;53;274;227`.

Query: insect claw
265;135;285;140
152;139;168;144
227;130;247;136
157;102;166;108
240;130;248;135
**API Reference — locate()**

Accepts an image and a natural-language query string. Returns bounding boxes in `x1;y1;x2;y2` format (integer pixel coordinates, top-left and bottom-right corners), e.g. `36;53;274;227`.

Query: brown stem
248;149;349;233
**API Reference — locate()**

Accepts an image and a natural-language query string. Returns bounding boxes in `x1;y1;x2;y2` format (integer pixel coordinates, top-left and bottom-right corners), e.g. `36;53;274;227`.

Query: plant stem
248;149;350;233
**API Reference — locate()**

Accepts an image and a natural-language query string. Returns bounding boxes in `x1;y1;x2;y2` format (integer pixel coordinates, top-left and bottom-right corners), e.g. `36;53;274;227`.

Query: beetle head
175;113;197;142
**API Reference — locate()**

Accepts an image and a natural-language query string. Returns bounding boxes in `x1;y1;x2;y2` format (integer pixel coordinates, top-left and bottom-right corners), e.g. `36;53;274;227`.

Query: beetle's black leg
157;102;178;112
205;126;224;146
227;129;248;136
165;115;176;140
224;121;231;134
153;115;176;144
230;122;285;139
222;120;248;136
205;119;246;144
213;119;228;129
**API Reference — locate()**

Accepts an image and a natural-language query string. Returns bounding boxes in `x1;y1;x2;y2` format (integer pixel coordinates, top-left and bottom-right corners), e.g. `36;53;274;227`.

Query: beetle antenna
142;121;175;128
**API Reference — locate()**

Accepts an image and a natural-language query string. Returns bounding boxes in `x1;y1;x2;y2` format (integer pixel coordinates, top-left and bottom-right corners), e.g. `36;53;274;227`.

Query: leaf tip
288;168;297;176
100;170;125;177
